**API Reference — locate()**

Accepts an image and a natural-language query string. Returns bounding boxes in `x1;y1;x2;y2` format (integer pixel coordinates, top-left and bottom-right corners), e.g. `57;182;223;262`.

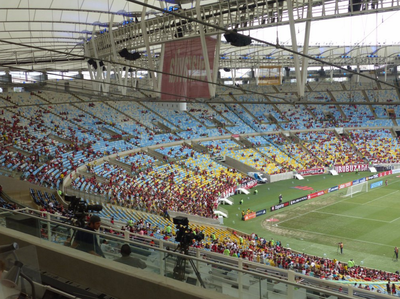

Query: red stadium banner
244;212;256;221
240;180;257;190
339;181;353;189
297;168;325;176
161;37;217;101
334;164;368;173
307;190;327;200
379;170;392;177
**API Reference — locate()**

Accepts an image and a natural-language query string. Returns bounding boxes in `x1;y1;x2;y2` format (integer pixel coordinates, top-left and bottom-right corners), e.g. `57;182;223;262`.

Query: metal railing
0;207;395;299
63;187;109;204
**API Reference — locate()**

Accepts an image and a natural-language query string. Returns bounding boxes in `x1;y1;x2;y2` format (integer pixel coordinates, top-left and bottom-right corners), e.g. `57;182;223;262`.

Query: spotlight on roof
87;58;98;69
118;48;141;61
223;30;251;47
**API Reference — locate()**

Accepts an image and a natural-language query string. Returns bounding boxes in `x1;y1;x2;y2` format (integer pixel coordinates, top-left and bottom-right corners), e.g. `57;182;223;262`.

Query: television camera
64;195;102;227
170;216;205;288
174;216;204;252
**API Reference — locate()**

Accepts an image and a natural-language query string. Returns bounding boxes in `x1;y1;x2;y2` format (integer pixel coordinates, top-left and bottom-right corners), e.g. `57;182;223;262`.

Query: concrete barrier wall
268;172;294;183
0;227;230;299
224;156;259;174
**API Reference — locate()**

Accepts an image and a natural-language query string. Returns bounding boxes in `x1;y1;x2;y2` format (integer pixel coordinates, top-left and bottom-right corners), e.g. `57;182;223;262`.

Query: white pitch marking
314;211;390;223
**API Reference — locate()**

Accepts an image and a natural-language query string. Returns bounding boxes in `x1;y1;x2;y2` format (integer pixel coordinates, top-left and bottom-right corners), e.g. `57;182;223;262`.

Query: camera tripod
165;243;206;288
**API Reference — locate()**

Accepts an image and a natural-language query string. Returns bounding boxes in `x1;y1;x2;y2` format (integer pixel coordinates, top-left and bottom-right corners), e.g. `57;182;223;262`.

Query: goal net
344;182;368;198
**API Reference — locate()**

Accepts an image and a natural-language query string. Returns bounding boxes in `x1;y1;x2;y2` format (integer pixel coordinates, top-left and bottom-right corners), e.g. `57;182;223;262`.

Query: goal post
344;182;368;198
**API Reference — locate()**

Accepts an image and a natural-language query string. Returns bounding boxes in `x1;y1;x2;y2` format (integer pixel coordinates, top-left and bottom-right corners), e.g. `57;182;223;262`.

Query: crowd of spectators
2;89;400;296
206;232;399;281
30;189;67;218
349;129;400;164
91;212;400;295
71;159;249;218
1;91;400;194
298;131;365;166
3;106;400;221
116;151;156;173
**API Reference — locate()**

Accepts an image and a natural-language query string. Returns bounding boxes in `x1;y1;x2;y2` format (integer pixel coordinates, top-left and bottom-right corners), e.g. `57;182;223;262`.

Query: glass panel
0;208;393;299
0;245;41;299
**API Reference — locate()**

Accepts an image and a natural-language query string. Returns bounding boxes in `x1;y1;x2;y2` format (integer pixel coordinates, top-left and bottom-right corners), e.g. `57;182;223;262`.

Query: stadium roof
1;0;400;73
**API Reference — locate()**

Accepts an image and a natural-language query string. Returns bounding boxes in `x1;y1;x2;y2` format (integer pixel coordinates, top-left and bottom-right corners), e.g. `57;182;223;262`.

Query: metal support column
109;14;127;95
90;27;103;93
212;11;225;96
287;0;303;97
159;240;165;277
157;42;166;95
384;47;388;82
231;68;237;84
123;68;129;94
141;0;158;91
211;35;221;97
133;69;138;90
85;43;96;90
196;0;215;98
300;0;313;94
356;47;360;83
46;212;52;242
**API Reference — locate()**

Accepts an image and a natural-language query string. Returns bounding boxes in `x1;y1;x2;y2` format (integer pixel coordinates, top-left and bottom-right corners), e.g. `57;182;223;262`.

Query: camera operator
73;215;105;257
114;244;147;269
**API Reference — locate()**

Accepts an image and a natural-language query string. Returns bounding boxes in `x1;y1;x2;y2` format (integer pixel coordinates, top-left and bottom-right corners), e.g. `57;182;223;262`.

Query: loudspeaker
87;59;98;69
224;30;252;47
119;48;141;61
6;214;40;238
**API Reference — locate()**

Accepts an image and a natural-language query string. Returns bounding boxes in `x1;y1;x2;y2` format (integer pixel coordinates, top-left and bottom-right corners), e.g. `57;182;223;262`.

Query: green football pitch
223;172;400;273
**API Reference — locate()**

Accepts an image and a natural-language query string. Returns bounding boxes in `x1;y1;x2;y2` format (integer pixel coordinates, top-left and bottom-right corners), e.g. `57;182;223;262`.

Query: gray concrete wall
268;172;294;183
224;156;259;174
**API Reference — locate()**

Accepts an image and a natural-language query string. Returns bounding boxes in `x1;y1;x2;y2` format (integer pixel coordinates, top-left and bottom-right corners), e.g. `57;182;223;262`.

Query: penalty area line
273;226;393;249
277;181;398;225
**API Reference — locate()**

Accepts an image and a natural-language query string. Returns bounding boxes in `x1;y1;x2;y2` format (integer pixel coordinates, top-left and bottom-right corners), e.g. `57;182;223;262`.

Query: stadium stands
2;83;400;297
1;87;400;211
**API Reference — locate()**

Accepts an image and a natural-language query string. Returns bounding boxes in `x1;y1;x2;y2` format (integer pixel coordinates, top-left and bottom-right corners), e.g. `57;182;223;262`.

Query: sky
252;10;400;46
151;0;400;46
